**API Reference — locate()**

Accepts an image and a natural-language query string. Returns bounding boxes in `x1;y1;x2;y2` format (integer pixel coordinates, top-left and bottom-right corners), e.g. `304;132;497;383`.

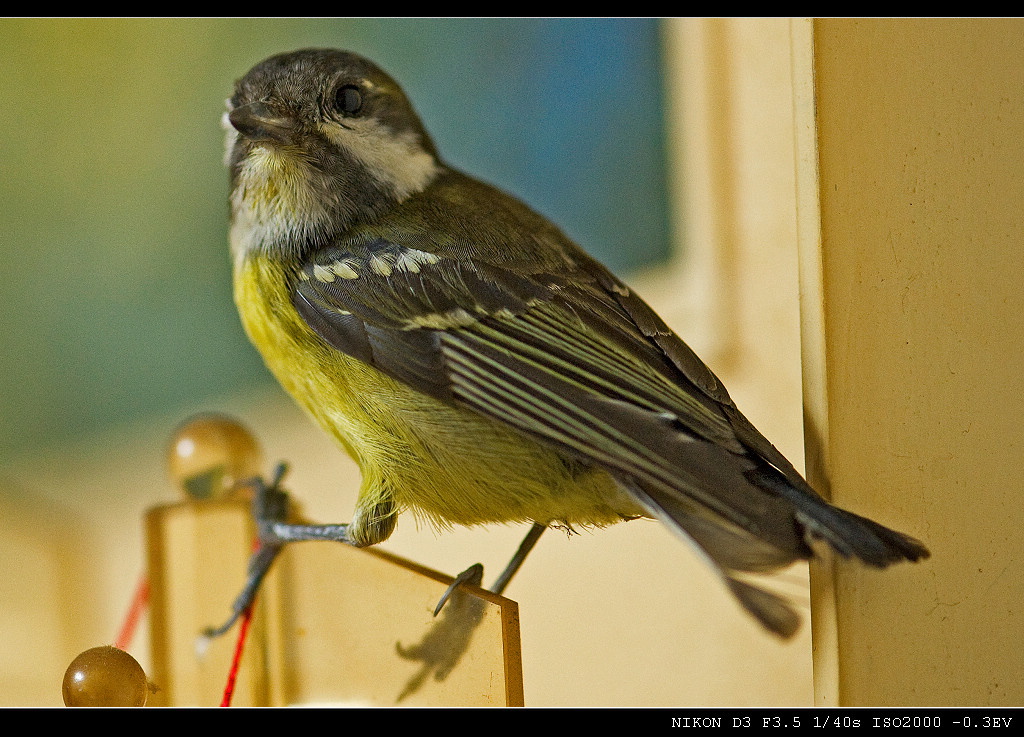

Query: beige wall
799;18;1024;706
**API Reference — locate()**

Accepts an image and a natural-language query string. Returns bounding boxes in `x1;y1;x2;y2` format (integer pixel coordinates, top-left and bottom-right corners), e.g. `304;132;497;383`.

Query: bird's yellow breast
233;254;642;533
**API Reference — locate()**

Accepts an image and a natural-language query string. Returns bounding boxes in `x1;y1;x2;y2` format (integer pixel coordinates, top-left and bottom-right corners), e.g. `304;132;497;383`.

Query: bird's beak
228;101;296;145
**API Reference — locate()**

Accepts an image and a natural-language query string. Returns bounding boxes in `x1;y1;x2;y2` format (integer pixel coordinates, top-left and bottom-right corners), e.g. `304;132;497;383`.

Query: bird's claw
433;563;484;616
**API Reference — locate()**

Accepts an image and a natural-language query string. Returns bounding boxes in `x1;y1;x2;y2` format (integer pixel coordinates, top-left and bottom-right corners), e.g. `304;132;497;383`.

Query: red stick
115;574;150;651
220;602;255;707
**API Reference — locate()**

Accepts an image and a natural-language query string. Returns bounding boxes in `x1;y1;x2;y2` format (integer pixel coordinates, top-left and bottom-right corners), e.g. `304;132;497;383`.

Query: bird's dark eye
334;84;363;116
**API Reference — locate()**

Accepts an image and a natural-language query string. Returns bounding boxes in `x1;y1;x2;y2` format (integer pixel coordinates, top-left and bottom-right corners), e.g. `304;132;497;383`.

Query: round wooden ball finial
63;645;148;707
167;413;264;500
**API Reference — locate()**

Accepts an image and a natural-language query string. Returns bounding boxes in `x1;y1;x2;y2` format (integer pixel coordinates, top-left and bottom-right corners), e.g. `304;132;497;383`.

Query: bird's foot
201;463;292;638
203;463;355;639
433;563;484;616
433;522;548;615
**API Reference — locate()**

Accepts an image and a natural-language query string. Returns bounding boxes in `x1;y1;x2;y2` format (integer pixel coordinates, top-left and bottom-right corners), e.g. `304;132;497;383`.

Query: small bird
222;48;928;638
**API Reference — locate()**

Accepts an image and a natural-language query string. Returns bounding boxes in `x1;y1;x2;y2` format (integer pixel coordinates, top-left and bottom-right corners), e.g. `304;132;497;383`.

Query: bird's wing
291;237;925;637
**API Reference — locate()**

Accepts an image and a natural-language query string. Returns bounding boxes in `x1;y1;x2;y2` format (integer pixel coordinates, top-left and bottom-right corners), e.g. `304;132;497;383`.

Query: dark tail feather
725;578;801;639
624;467;928;638
625;479;807;638
746;468;930;567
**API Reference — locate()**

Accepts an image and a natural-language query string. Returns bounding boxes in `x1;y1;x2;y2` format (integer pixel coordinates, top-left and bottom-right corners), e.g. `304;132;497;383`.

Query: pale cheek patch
319;119;439;201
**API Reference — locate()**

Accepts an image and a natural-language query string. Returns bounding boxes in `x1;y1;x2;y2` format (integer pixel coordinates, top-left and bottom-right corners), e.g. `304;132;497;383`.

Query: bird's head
225;49;441;259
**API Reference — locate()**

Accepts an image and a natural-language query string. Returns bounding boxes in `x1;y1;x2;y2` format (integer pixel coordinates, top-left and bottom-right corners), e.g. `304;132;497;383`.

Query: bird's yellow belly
234;255;642;534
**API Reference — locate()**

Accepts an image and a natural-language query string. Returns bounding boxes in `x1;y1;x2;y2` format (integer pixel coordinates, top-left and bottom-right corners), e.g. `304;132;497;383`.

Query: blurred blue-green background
0;18;671;463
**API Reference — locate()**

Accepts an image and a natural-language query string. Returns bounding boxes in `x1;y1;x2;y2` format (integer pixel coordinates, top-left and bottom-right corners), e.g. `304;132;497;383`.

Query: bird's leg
434;522;546;615
490;522;546;595
206;466;544;632
203;462;356;638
